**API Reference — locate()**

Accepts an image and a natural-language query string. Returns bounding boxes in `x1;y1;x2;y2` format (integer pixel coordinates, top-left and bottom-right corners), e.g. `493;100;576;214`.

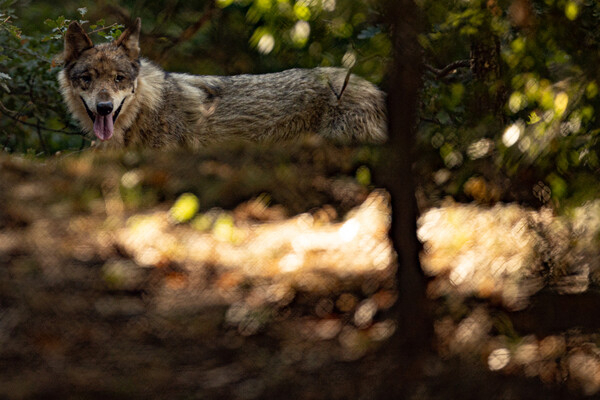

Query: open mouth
80;97;126;141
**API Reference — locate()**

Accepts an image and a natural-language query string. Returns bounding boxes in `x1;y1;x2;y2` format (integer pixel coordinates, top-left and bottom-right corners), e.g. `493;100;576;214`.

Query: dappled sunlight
113;190;396;344
418;199;600;309
436;309;600;394
118;190;393;279
568;350;600;396
3;0;600;396
418;202;541;309
111;180;600;393
420;199;600;394
502;122;523;148
2;144;600;396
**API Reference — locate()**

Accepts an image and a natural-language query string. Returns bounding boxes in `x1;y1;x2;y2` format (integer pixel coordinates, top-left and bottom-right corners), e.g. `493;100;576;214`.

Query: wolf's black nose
97;101;114;116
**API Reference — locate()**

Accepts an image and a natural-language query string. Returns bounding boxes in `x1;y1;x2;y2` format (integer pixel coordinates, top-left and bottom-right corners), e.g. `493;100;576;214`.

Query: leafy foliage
418;0;600;208
0;3;124;154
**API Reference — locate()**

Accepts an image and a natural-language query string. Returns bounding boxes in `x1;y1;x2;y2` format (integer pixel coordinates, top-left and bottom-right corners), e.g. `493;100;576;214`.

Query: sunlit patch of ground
2;147;600;397
118;190;393;279
419;200;600;309
108;190;398;354
419;199;600;395
0;146;400;398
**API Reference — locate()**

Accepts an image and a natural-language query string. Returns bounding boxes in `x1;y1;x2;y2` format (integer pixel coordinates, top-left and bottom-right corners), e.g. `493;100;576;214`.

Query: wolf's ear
63;21;93;63
115;18;141;60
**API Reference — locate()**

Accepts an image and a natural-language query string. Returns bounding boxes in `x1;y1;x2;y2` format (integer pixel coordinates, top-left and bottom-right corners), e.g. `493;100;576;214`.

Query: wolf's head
60;18;141;141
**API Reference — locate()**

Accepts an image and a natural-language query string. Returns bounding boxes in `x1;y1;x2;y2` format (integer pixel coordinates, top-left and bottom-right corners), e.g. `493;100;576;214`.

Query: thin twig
330;68;353;101
419;117;442;125
349;42;391;66
3;46;52;64
158;4;217;61
36;119;48;154
88;23;120;36
330;47;389;101
425;59;471;79
0;101;86;137
12;118;83;136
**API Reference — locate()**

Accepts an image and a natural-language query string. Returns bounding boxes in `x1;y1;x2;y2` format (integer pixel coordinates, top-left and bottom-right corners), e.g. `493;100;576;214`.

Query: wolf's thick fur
59;18;387;148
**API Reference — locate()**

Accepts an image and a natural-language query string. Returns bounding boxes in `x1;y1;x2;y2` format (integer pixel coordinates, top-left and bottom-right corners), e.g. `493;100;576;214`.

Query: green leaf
436;110;451;125
528;111;541;124
169;193;200;223
44;19;57;28
356;165;371;186
213;214;236;242
191;214;214;232
216;0;234;7
547;174;568;200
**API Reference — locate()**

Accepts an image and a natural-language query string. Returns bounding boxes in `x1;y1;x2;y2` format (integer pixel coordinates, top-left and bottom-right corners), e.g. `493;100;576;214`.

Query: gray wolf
59;18;387;148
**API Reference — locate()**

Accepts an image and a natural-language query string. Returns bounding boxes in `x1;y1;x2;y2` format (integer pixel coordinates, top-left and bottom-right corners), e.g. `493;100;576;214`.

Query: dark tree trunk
376;0;432;397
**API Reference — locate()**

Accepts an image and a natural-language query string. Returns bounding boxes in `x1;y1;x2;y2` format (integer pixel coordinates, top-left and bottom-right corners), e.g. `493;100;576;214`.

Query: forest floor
1;140;600;399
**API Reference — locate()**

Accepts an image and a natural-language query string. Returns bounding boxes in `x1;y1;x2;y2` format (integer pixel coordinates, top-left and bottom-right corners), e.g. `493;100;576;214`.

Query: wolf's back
186;67;387;144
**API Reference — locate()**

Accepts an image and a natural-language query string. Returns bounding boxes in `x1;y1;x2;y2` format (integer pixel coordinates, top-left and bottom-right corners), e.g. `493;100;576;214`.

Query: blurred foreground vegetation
2;142;600;398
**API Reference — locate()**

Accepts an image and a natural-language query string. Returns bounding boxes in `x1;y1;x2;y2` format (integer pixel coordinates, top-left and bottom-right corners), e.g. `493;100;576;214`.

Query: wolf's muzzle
97;101;114;116
80;96;126;124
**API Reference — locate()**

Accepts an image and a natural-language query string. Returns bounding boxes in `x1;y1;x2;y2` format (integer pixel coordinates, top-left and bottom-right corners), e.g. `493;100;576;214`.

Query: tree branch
0;102;85;137
35;119;48;154
425;59;471;79
158;5;219;61
88;23;121;36
3;46;52;64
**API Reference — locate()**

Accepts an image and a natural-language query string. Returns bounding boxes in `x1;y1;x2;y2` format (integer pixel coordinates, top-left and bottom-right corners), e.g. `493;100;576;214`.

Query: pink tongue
93;114;114;141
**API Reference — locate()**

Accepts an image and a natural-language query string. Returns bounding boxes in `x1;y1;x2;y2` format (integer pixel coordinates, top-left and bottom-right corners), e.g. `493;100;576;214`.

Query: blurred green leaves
212;0;388;80
170;193;200;223
0;4;83;155
418;0;600;209
356;165;371;187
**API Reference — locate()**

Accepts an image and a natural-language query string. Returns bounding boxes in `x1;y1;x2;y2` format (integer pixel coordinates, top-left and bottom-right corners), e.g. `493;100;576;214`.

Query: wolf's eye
115;75;125;83
81;75;91;84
